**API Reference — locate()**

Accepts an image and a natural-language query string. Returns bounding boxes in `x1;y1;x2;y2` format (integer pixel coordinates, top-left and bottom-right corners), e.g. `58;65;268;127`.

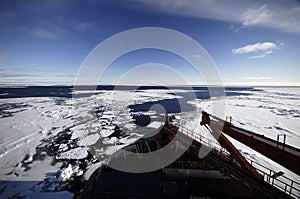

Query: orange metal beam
208;126;263;179
202;111;300;176
220;121;300;176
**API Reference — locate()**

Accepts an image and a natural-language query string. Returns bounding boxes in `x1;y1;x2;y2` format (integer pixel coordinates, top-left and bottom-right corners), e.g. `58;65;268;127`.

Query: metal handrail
174;124;300;198
247;157;300;198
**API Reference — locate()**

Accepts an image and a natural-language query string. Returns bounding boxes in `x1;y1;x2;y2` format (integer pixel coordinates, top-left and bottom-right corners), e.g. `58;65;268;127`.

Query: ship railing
247;157;300;198
177;124;231;156
174;124;300;198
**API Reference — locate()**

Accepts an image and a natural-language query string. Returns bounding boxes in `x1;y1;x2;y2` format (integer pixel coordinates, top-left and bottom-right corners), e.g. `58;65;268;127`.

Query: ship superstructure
78;112;300;199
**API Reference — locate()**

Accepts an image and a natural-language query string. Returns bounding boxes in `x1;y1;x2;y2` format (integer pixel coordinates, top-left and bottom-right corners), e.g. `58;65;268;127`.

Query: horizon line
0;84;300;88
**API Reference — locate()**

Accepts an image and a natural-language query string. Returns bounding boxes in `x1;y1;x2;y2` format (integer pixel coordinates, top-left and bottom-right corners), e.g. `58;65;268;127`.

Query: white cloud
264;50;273;55
22;22;72;40
192;54;202;60
229;24;235;30
223;81;300;86
249;54;266;59
127;0;300;34
75;22;96;32
232;42;277;54
233;42;279;59
246;76;271;80
0;67;76;85
31;27;57;39
241;4;272;27
240;4;300;34
19;0;71;14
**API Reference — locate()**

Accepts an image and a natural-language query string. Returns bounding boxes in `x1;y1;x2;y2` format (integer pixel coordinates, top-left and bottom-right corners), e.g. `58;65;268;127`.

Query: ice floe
147;121;163;129
99;129;114;137
58;164;83;181
71;129;89;140
56;147;88;160
77;133;100;146
1;87;300;198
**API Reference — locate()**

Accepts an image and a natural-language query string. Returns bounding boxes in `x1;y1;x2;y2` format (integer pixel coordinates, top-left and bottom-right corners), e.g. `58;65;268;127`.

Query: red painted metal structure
200;111;262;179
201;111;300;177
208;127;263;179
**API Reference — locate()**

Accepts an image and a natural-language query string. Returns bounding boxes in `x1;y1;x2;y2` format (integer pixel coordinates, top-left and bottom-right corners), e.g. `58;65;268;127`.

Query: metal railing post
289;181;294;195
175;123;300;198
283;134;286;150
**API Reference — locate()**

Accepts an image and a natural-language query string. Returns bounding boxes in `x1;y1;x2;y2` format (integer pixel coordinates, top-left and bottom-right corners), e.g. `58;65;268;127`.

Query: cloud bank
128;0;300;34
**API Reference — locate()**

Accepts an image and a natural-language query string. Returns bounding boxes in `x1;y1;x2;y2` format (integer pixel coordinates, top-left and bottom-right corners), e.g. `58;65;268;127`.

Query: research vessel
78;111;300;198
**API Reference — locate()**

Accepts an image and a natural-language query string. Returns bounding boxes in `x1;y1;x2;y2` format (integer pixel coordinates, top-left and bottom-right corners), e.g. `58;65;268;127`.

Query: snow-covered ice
103;137;119;145
0;88;183;198
99;129;114;137
56;147;89;160
0;87;299;198
71;129;89;140
58;164;83;181
77;134;100;146
147;121;163;129
184;87;300;185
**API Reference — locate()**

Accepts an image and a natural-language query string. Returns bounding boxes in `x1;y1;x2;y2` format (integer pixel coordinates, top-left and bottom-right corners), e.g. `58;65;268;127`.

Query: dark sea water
128;90;254;114
0;86;259;112
0;85;260;126
1;86;299;198
0;85;258;99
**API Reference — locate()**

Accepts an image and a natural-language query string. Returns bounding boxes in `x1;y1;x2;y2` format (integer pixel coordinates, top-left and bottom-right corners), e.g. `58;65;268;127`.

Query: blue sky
0;0;300;86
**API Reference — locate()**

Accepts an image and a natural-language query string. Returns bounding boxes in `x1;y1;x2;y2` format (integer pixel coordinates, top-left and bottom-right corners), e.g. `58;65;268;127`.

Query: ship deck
78;122;298;199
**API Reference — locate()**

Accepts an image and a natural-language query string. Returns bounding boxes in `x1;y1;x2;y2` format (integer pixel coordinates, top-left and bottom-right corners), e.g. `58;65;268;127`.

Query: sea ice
103;137;119;145
1;87;300;198
56;147;88;160
99;129;114;137
71;129;89;140
147;121;163;129
77;133;100;146
58;164;83;181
